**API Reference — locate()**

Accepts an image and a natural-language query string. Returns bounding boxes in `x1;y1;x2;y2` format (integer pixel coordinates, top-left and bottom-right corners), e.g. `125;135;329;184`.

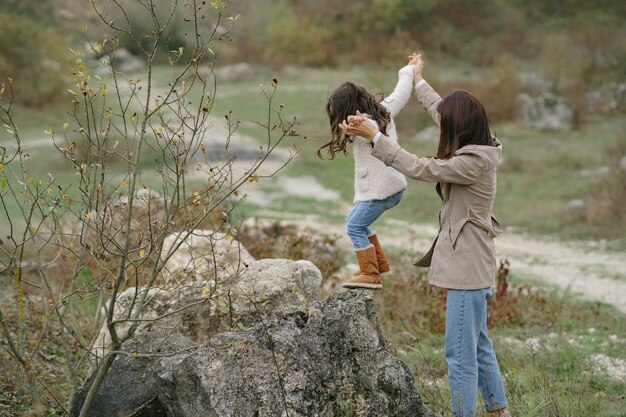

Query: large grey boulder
517;92;576;131
72;291;433;417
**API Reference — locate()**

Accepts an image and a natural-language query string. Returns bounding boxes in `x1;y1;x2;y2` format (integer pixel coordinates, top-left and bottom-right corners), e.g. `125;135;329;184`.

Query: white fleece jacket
352;64;413;202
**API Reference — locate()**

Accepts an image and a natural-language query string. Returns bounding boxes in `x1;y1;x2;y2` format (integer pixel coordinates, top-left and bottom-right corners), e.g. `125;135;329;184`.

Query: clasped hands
339;111;379;141
339;52;424;142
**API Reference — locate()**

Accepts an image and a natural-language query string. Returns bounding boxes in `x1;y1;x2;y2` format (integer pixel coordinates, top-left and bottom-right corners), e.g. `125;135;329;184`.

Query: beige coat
371;81;502;290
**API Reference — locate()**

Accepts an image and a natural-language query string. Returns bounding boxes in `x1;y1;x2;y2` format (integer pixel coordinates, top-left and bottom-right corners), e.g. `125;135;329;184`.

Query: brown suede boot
343;245;382;290
368;233;391;276
352;233;392;277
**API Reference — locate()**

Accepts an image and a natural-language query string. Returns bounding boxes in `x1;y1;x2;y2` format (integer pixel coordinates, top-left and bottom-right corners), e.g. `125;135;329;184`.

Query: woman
340;54;512;417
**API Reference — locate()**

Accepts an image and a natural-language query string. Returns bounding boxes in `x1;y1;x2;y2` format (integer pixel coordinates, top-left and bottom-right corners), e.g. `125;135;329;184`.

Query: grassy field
2;64;625;416
3;63;624;242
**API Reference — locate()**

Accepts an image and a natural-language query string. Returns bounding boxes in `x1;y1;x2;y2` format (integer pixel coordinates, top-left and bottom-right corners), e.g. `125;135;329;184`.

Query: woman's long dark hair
318;82;391;160
436;90;495;159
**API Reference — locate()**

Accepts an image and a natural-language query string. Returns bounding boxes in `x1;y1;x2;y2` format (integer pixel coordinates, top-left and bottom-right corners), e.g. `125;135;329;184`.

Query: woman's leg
445;289;491;417
477;289;508;412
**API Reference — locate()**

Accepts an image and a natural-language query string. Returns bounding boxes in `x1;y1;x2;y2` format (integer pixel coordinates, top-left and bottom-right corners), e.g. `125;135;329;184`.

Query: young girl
318;56;418;289
341;54;512;417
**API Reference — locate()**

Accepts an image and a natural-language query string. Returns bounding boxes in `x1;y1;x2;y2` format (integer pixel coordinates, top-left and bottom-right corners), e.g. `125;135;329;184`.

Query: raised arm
415;81;442;127
381;54;422;118
381;64;415;119
411;53;442;126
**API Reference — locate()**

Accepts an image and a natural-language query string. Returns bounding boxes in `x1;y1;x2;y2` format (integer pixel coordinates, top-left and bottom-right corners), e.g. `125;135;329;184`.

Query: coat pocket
435;226;456;259
356;167;369;193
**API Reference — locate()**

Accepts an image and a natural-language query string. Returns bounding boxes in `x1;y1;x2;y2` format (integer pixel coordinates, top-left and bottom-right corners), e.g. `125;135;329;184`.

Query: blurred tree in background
0;0;624;107
0;1;72;106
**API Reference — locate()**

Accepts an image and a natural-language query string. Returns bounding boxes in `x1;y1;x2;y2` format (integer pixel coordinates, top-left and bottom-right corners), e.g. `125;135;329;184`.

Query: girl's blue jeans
445;288;508;416
345;191;403;250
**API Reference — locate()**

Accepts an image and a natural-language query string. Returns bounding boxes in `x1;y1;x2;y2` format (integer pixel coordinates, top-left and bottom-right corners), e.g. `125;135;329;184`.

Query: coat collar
454;138;502;166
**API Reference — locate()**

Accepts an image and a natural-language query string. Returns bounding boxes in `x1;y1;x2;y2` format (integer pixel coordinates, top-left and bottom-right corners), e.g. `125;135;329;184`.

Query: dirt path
253;211;626;314
382;219;626;314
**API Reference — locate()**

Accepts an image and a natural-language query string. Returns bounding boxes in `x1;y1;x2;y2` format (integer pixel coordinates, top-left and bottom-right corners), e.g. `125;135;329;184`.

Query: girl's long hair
436;90;495;159
318;82;391;160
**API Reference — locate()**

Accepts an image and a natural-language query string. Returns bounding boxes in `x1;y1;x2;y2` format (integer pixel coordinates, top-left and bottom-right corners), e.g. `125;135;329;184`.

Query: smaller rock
198;62;267;83
619;155;626;171
518;72;555;95
567;199;586;213
517;93;576;132
161;230;255;283
616;83;626;111
578;166;610;177
94;48;146;76
582;90;611;113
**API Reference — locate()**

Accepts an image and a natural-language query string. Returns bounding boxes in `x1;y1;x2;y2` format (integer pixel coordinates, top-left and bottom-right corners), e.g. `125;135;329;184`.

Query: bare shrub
0;1;300;415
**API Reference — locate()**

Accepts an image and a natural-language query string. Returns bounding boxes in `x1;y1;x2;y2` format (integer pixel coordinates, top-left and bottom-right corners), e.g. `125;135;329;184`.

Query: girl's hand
339;111;380;141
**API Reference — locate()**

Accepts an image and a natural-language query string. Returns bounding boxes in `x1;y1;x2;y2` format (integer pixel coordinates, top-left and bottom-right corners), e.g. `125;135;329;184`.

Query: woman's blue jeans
345;191;403;250
445;288;508;416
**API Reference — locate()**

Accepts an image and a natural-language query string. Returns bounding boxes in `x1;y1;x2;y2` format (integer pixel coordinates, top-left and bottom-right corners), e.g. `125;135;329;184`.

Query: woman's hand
339;111;380;141
408;52;424;85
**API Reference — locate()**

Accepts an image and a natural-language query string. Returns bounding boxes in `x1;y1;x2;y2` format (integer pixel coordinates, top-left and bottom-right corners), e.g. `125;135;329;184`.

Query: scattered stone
578;166;611;177
517;93;576;131
619;155;626;171
567;199;586;213
616;83;626;111
590;354;626;383
518;72;556;95
198;62;267;83
582;90;612;113
93;48;146;76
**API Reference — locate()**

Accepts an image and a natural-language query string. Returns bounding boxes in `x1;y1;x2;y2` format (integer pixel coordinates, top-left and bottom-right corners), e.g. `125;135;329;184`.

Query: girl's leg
477;289;508;412
345;191;403;249
346;203;372;244
445;289;490;417
345;200;387;250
